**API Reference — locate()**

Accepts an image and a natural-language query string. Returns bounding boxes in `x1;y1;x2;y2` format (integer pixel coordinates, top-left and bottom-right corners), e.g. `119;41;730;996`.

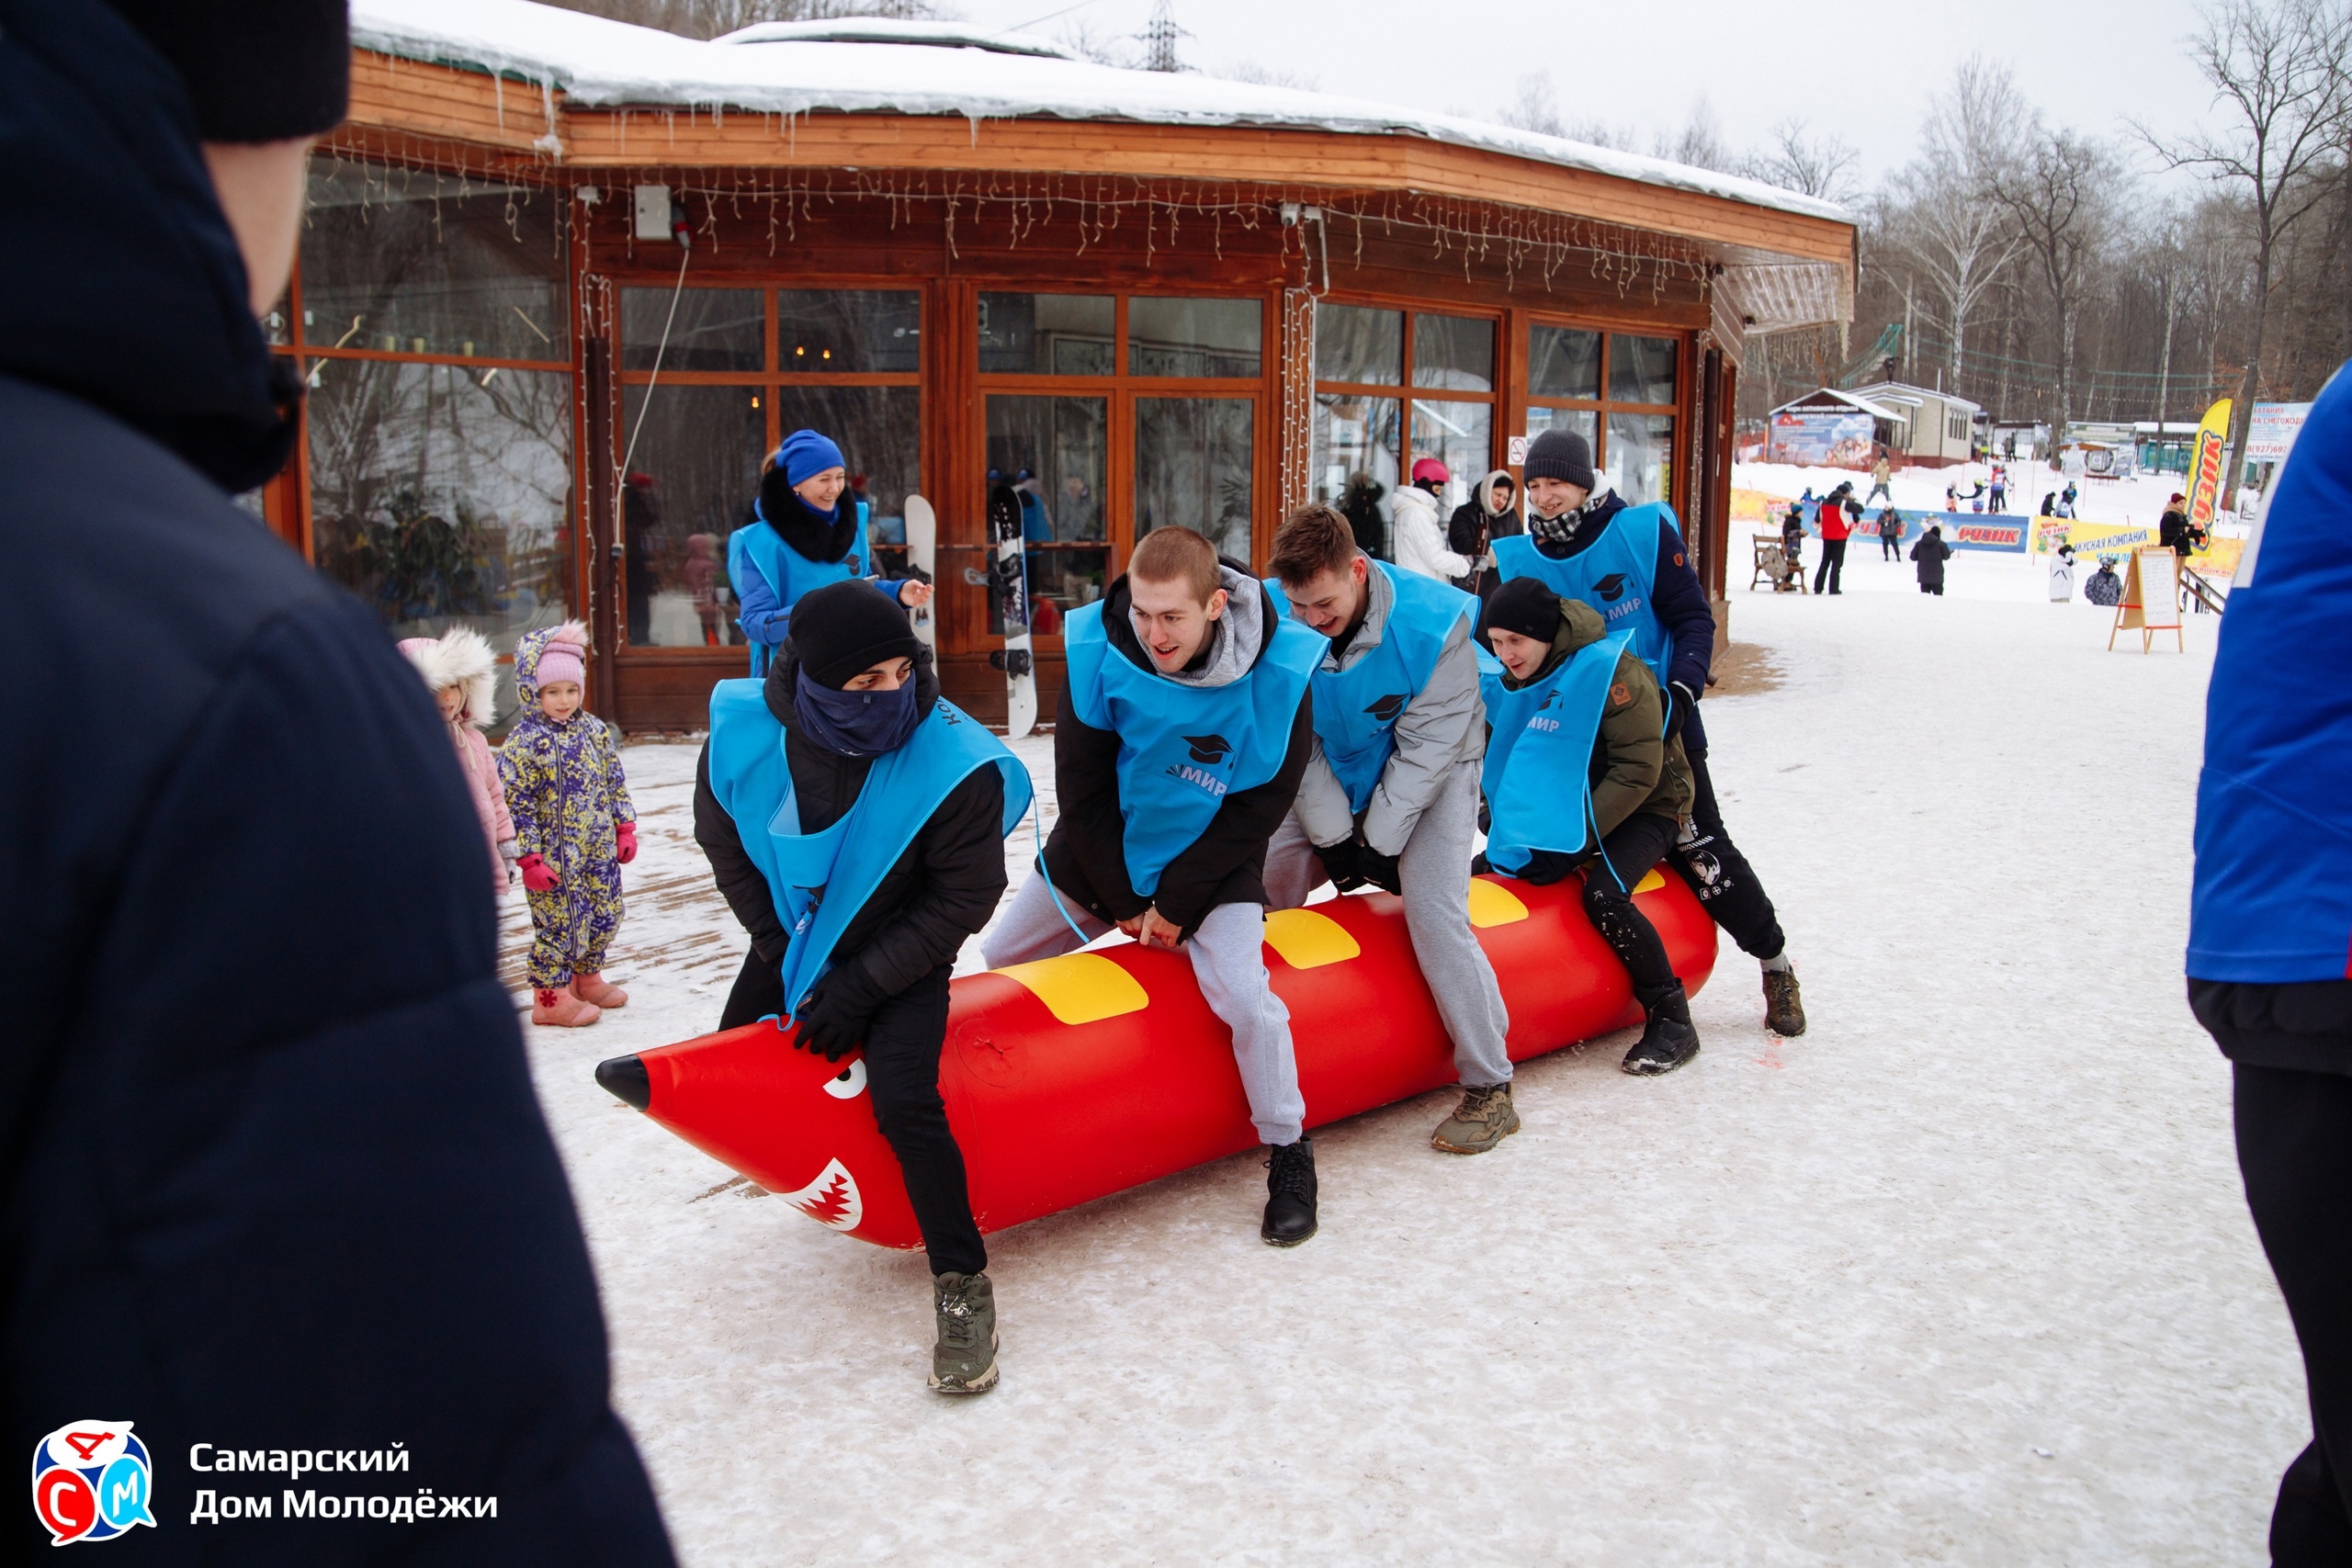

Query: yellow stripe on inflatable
1633;870;1666;894
1467;880;1529;928
994;953;1150;1025
1262;908;1362;969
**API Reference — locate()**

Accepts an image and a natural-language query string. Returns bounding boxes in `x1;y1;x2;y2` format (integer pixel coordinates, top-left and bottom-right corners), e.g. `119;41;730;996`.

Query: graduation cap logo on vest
1594;572;1629;603
1182;734;1233;765
1363;694;1408;723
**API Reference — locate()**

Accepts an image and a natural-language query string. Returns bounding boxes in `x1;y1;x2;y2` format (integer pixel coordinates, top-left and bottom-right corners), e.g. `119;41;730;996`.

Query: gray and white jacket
1292;563;1486;857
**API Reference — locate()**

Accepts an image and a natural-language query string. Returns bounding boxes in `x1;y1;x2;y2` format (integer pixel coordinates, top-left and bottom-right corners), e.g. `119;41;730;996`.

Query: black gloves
1470;851;1492;876
1520;849;1577;886
1357;847;1404;896
791;963;886;1062
1668;679;1700;740
1316;838;1365;892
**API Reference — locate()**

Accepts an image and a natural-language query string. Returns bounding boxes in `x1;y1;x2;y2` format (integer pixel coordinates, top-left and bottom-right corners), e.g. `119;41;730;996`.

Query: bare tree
1494;72;1627;150
539;0;932;39
1885;58;2029;389
1653;97;1736;174
1748;118;1862;205
1993;129;2127;464
2143;0;2352;502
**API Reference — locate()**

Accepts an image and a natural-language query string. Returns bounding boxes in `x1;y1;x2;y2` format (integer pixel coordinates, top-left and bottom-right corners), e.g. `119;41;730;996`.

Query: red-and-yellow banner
2186;398;2233;533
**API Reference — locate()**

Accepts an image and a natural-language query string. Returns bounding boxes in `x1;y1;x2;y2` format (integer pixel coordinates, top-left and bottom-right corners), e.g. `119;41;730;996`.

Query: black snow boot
1261;1138;1318;1247
1622;981;1701;1076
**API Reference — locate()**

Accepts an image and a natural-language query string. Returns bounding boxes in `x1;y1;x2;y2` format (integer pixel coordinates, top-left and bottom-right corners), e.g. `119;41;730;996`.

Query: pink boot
572;972;628;1010
533;987;602;1028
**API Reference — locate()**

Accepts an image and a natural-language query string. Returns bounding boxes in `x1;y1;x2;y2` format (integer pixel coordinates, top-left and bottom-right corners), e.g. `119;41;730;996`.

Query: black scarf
757;467;862;565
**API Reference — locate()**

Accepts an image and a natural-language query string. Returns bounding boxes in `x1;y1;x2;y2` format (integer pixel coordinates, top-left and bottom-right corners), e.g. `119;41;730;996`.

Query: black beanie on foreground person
101;0;351;142
1521;429;1598;492
789;580;922;688
1482;578;1565;648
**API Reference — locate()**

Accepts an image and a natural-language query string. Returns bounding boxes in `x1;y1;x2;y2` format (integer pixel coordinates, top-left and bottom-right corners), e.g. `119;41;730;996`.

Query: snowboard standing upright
903;493;938;659
987;481;1037;739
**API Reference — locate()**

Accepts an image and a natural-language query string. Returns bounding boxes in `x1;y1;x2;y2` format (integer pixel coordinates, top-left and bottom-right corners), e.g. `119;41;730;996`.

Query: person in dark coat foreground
690;581;1027;1394
2188;363;2352;1567
2;4;672;1560
1910;525;1952;595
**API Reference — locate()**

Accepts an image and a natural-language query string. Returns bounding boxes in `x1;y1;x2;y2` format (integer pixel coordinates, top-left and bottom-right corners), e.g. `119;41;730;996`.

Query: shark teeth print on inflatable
596;872;1716;1250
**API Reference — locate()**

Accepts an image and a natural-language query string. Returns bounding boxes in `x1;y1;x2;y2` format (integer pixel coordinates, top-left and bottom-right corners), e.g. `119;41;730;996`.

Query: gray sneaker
928;1271;999;1395
1431;1082;1520;1155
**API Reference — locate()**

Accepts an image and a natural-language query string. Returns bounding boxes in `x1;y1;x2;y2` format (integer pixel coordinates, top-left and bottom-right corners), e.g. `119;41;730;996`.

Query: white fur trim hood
396;626;500;728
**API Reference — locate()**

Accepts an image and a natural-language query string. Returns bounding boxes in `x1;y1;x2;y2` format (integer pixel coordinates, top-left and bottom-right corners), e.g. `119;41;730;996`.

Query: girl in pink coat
397;627;517;895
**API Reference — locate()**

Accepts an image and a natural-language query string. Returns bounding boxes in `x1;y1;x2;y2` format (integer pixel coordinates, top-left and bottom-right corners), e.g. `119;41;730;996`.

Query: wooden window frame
1517;313;1692;513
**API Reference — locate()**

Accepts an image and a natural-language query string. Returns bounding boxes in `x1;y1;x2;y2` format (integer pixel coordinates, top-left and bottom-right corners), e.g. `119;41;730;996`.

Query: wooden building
249;3;1855;730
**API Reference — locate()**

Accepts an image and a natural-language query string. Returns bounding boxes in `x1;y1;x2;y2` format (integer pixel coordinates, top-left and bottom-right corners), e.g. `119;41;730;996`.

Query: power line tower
1137;0;1187;72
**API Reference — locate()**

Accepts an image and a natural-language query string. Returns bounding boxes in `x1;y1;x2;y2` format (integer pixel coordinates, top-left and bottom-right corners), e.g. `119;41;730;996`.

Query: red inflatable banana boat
596;872;1716;1249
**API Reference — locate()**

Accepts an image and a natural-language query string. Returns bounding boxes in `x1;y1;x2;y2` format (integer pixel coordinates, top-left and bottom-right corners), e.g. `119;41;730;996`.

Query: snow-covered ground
505;558;2293;1564
1735;459;2224;534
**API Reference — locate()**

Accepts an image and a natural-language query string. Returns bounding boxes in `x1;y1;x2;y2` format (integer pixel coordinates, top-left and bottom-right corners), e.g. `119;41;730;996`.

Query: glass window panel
1408;400;1492;512
1610;333;1679;406
777;289;920;374
1527;325;1601;400
1607;413;1675;506
979;293;1114;376
1128;297;1262;378
308;363;575;724
1412;313;1494;392
264;287;291;347
986;395;1109;628
1136;398;1254;562
771;386;923;575
1524;406;1598;446
615;386;764;649
622;287;763;373
1314;304;1403;386
1311;393;1401;561
300;156;570;362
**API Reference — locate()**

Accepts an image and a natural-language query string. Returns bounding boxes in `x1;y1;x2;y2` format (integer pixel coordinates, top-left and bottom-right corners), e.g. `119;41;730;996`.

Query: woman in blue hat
729;428;933;675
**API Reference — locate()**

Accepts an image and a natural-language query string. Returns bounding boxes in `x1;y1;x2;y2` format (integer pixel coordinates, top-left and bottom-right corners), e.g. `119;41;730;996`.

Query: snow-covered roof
1860;381;1984;414
1770;388;1900;422
349;0;1850;229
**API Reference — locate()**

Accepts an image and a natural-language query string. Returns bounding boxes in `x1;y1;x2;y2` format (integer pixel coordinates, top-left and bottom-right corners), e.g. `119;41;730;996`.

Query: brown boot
1761;966;1806;1036
532;987;602;1028
572;971;628;1009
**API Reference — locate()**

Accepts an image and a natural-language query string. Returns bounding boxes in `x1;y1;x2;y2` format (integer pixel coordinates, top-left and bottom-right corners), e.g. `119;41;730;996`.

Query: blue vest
706;679;1032;1014
1494;503;1677;690
1266;561;1476;813
729;498;871;675
2188;366;2352;983
1476;632;1632;875
1063;596;1322;897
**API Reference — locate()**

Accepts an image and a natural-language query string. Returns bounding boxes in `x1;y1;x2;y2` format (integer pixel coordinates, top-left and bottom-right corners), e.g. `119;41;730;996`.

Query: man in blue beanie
2188;362;2352;1563
729;426;933;676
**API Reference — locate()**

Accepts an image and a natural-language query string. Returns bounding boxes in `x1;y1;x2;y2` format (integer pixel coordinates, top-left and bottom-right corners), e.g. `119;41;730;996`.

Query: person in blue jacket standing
1494;429;1806;1037
2188;363;2352;1563
729;428;932;674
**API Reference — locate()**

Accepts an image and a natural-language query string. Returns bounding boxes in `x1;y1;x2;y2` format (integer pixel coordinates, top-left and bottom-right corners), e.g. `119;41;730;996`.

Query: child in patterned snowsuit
500;623;637;1027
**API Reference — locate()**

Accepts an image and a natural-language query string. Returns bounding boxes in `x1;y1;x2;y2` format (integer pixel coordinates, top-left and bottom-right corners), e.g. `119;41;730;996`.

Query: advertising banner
2245;401;2312;463
1767;410;1875;468
2037;520;2154;558
1806;505;2027;550
2186;398;2233;534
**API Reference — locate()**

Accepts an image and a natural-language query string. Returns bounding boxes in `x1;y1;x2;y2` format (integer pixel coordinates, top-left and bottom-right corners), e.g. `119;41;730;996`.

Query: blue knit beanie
778;429;845;488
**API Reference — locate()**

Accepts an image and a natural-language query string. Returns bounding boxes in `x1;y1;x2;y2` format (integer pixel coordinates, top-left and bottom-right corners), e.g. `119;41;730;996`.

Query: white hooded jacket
1391;483;1472;583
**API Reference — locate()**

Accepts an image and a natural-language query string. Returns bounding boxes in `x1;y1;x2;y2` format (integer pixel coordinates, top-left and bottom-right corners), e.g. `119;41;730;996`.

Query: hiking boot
531;987;602;1028
928;1271;999;1395
1762;967;1806;1036
1261;1138;1317;1247
1622;982;1700;1076
1431;1083;1520;1156
572;971;628;1009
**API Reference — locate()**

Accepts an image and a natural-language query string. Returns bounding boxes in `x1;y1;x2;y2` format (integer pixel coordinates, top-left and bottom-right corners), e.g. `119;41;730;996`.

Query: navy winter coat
0;5;671;1561
1527;492;1721;755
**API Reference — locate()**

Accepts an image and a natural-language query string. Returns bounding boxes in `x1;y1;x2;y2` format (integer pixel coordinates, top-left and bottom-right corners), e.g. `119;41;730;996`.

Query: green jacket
1501;597;1694;839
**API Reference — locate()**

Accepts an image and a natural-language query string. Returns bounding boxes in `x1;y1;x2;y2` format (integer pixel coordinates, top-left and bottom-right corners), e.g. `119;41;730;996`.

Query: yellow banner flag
2186;398;2233;533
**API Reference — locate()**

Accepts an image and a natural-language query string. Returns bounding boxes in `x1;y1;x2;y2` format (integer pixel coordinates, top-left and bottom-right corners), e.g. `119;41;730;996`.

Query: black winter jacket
1529;493;1719;755
1911;533;1953;587
1043;570;1312;936
0;5;672;1561
694;644;1007;998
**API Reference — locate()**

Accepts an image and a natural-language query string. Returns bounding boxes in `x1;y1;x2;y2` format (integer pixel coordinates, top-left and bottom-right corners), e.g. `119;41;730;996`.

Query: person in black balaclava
2;4;672;1559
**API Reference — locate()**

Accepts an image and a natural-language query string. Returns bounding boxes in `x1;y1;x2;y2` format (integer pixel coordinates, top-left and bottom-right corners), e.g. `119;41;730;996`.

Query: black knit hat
788;581;923;688
1482;578;1564;647
103;0;351;142
1522;428;1596;491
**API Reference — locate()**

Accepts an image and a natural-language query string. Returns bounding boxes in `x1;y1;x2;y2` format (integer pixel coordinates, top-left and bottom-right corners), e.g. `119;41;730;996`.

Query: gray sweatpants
1263;760;1513;1089
982;873;1307;1146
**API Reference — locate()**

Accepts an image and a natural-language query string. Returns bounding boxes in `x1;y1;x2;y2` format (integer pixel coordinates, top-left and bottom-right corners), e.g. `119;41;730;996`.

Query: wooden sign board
2109;547;2184;652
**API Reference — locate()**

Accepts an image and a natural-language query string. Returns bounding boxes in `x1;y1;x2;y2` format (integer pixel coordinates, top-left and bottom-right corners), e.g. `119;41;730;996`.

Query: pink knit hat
536;624;588;689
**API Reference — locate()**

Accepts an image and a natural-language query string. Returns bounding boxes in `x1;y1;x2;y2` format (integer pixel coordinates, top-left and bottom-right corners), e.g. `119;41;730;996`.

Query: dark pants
2236;1064;2352;1564
1882;535;1903;560
1668;750;1787;961
720;951;987;1278
1919;582;1943;596
1814;536;1848;593
1582;812;1680;999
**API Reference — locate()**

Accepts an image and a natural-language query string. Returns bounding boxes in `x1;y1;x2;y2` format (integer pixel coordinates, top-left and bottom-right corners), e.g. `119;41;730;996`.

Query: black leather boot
1622;981;1702;1076
1261;1137;1318;1247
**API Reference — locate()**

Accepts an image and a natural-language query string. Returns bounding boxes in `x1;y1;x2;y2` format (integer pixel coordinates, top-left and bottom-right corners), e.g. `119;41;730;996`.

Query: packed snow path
504;546;2294;1564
